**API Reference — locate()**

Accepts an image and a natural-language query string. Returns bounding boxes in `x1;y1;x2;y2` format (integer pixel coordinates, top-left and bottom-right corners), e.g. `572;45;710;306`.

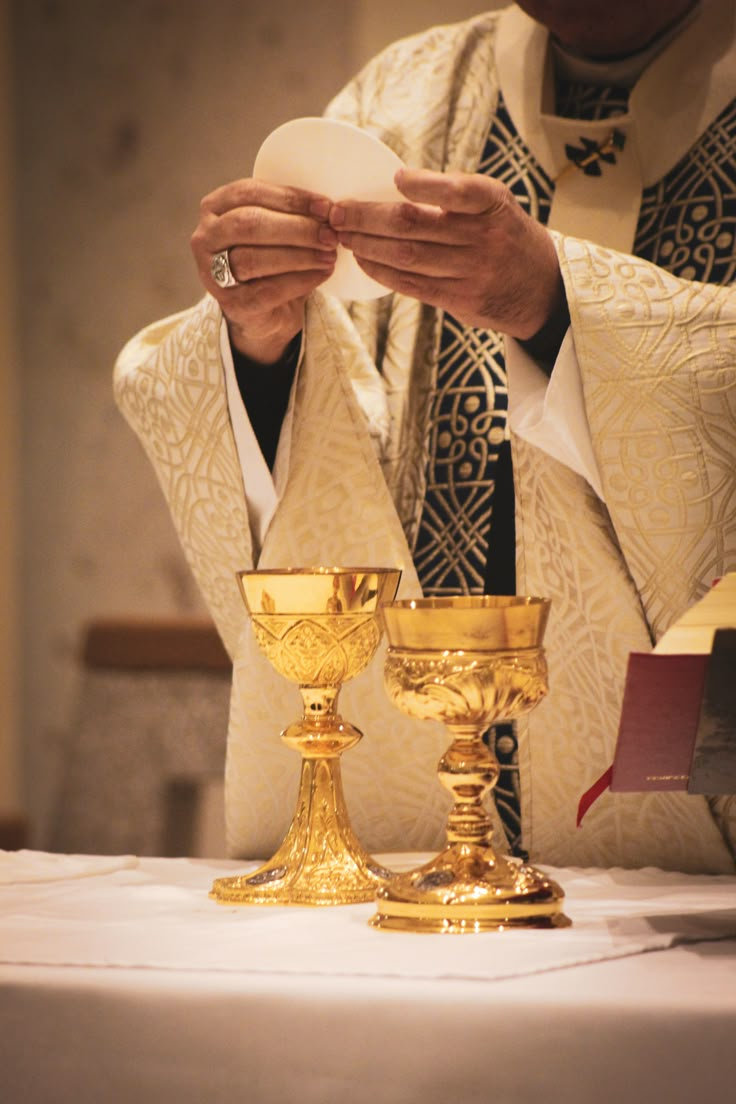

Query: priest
115;0;736;873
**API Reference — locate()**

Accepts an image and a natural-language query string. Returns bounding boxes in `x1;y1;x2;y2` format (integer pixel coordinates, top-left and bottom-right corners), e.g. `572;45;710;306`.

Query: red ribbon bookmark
577;765;613;827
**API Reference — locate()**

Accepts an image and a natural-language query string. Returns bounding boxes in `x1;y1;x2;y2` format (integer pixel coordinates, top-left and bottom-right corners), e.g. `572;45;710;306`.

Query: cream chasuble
115;1;736;872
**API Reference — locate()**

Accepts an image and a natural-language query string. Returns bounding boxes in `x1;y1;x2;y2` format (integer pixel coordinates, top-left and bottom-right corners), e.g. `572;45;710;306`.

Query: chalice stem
280;753;358;858
236;688;387;902
211;698;388;905
440;725;500;847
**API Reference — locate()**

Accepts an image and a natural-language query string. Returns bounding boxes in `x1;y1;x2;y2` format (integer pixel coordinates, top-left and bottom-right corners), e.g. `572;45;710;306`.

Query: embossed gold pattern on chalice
370;595;570;932
210;567;401;907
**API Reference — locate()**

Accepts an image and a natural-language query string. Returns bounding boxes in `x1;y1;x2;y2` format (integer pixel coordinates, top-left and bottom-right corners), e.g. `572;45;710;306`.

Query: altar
1;851;735;1104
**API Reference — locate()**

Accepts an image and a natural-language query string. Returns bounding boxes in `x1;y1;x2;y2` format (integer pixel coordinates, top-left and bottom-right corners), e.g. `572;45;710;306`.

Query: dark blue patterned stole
412;81;736;855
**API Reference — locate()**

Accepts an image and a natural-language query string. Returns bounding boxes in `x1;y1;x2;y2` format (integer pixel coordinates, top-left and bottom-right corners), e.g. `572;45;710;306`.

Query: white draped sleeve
506;329;605;500
219;318;307;559
219;319;277;555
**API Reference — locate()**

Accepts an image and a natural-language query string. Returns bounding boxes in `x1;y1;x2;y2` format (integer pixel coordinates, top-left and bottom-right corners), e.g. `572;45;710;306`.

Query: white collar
495;0;736;249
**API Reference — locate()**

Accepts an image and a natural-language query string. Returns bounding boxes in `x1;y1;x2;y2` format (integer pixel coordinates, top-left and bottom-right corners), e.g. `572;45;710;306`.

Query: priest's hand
191;179;338;364
330;166;565;340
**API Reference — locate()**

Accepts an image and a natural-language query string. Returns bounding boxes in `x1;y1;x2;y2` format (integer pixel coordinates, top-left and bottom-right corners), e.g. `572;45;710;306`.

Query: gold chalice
210;567;401;907
371;595;570;932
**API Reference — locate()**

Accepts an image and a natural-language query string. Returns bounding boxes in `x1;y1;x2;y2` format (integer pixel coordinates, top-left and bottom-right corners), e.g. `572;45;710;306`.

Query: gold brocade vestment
115;3;736;872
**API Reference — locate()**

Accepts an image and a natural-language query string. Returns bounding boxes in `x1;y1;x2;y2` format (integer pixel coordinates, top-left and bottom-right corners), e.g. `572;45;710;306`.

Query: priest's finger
196;207;338;256
350;255;467;312
219;245;337;285
338;230;465;278
216;267;336;317
201;179;333;221
395;167;508;216
329;196;475;244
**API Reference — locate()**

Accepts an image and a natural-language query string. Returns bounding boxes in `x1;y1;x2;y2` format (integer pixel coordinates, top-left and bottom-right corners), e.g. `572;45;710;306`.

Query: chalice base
210;756;393;907
369;843;570;933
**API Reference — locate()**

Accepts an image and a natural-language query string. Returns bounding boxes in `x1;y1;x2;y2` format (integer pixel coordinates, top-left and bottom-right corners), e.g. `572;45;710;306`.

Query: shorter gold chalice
371;595;569;932
210;567;401;908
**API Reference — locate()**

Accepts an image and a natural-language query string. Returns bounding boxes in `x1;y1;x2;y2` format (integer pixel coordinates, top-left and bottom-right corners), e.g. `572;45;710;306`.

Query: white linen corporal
1;852;735;981
0;849;138;885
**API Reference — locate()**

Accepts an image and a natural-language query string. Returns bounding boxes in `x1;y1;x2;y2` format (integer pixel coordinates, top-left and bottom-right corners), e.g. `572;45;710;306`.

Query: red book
610;652;709;792
577;576;736;825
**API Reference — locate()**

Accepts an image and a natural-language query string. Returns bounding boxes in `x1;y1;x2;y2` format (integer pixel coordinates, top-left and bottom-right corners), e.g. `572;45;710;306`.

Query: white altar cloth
1;852;735;1104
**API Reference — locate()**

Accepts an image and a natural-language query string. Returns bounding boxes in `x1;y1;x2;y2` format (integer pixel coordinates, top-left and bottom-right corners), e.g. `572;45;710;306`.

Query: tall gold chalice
210;566;401;907
371;595;570;932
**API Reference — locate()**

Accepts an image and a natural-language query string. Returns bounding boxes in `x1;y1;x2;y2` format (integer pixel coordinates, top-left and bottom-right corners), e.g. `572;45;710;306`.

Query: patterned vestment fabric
414;81;736;854
114;8;736;871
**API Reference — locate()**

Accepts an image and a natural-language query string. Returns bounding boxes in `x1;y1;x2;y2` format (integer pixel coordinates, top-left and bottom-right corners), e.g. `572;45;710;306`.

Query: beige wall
12;0;500;846
1;0;22;822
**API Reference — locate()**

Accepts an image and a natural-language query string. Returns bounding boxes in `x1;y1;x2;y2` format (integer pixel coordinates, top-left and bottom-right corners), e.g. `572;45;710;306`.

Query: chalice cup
371;595;570;932
210;567;401;907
